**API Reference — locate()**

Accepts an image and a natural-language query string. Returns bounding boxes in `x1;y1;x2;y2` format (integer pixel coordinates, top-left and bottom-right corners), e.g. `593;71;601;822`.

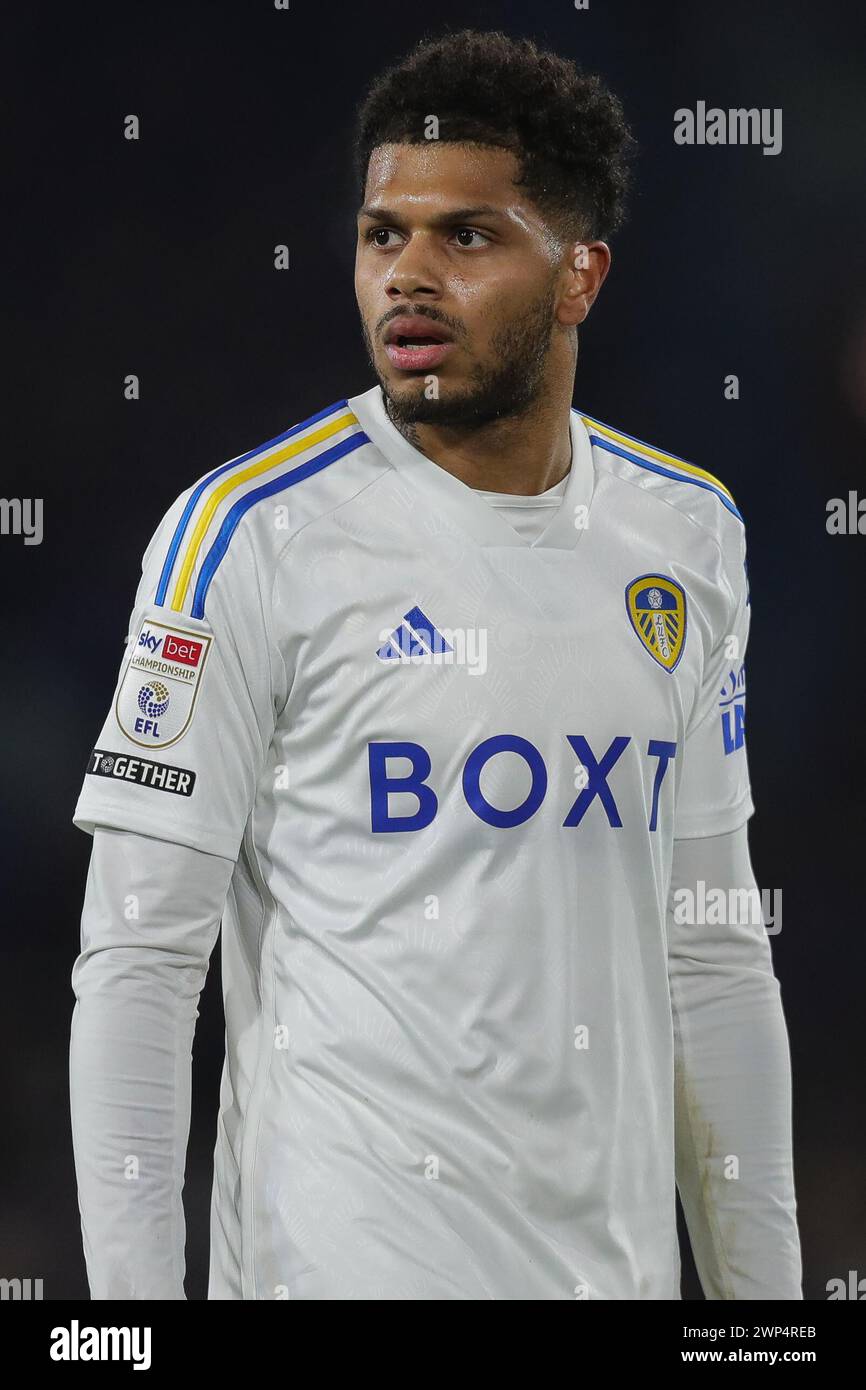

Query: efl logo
163;632;203;666
117;618;212;749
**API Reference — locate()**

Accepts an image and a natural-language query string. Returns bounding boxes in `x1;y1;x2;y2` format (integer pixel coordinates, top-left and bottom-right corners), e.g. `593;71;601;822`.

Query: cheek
353;273;378;329
355;260;392;319
353;259;368;301
456;275;533;343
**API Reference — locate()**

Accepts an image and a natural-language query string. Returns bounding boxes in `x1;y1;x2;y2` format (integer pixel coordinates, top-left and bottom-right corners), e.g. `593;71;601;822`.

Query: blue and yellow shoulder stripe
153;399;367;620
578;411;743;523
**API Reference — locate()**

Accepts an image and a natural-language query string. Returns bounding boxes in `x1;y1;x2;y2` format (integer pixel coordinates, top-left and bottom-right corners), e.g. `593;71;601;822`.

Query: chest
273;509;710;830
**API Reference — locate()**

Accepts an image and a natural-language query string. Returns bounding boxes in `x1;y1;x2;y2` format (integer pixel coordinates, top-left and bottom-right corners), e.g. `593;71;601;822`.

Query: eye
364;227;402;248
452;227;489;248
361;225;491;250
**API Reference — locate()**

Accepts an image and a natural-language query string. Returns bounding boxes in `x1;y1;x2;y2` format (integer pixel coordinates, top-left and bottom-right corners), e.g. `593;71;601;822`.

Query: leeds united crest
625;574;687;673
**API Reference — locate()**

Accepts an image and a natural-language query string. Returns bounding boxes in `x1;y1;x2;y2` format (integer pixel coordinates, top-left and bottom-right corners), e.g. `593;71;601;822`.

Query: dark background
3;0;864;1300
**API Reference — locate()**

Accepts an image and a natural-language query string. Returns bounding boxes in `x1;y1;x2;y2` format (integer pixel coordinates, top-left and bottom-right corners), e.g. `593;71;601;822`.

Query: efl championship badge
625;574;687;673
115;617;212;748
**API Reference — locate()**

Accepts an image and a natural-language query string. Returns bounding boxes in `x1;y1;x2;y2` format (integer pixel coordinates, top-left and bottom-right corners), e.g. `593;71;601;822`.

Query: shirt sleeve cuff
72;795;242;862
673;791;755;840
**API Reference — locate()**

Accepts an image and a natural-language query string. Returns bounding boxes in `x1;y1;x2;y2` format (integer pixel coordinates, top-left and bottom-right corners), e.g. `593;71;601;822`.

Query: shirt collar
347;383;595;552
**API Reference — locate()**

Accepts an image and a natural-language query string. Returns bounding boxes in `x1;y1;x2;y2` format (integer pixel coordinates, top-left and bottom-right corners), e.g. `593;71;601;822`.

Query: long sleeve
667;824;802;1299
69;825;235;1299
69;462;282;1297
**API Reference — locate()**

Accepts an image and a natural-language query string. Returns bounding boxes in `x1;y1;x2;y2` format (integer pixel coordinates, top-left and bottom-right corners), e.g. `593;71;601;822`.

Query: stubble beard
360;282;561;441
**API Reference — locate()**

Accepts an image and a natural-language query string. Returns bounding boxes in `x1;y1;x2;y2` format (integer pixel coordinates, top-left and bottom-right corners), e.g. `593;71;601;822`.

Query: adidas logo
375;606;487;674
377;606;454;661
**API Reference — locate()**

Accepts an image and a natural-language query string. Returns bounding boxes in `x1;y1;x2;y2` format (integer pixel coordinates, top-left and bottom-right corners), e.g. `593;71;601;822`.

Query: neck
385;376;575;496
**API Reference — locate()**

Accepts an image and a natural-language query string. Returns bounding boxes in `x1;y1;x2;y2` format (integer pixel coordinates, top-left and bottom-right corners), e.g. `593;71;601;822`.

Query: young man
70;30;802;1299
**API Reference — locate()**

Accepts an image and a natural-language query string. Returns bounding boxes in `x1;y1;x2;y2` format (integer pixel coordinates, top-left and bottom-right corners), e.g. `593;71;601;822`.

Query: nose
385;234;442;301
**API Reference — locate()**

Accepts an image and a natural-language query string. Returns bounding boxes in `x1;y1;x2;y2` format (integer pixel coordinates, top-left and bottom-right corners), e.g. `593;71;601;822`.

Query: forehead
363;142;527;212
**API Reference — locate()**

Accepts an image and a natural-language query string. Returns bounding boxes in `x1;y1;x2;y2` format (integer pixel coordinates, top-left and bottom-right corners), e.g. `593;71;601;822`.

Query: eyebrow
357;203;507;225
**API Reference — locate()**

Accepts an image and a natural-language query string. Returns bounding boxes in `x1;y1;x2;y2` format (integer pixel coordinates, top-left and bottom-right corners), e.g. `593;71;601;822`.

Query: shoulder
577;410;750;627
577;408;749;624
577;409;745;554
143;397;384;621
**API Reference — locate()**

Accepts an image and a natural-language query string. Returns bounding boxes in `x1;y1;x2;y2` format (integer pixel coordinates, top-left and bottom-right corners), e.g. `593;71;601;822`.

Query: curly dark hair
353;29;637;243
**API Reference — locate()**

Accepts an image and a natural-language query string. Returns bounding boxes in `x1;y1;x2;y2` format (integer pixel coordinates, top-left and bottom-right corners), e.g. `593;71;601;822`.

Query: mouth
383;316;455;372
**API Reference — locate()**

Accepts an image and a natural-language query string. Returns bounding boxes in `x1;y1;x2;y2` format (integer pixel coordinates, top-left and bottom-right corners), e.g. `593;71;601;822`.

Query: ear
558;241;612;328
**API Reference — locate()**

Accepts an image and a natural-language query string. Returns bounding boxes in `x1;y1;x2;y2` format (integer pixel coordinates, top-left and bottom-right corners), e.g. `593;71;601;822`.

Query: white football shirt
472;472;569;544
73;383;754;1299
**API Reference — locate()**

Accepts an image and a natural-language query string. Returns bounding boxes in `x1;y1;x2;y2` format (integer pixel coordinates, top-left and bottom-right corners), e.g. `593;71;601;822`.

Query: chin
379;373;474;425
388;383;519;431
383;385;461;426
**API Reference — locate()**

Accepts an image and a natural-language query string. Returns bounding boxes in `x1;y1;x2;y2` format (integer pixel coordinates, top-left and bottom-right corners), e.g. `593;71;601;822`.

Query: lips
384;316;452;346
383;316;454;372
